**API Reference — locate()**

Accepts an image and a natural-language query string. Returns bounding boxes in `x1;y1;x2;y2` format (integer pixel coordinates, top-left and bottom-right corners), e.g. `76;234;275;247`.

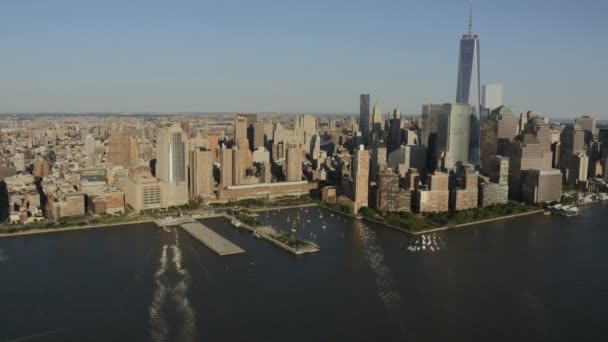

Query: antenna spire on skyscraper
468;0;473;35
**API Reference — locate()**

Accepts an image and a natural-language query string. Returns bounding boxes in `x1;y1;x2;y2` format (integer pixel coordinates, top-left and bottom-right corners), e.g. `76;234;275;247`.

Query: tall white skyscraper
482;84;503;111
156;123;189;206
456;4;481;166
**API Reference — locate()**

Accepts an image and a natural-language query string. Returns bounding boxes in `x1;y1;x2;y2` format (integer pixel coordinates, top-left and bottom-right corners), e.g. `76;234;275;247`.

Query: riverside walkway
179;222;244;256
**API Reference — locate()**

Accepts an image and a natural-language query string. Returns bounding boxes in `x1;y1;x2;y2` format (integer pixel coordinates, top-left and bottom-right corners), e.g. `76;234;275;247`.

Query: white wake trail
170;245;197;341
356;221;411;338
148;245;170;342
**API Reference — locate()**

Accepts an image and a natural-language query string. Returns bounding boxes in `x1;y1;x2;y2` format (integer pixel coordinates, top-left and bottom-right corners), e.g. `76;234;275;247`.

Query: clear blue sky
1;0;606;118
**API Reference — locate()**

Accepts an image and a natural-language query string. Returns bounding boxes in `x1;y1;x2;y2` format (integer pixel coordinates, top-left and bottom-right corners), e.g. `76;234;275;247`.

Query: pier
179;222;245;256
222;213;319;255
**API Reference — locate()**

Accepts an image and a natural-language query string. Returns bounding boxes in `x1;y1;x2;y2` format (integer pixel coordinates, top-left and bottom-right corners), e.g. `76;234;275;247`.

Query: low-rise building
125;175;167;213
103;190;125;214
214;181;316;203
375;168;411;212
415;172;449;213
48;192;86;219
479;179;509;207
522;169;562;204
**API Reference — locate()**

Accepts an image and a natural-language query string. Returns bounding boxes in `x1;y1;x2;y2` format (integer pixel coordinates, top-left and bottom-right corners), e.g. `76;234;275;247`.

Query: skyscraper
285;146;302;182
480;105;518;171
359;94;371;145
372;102;383;125
220;148;234;188
456;5;481;165
234;113;259;151
189;148;214;198
482;84;503;112
434;103;472;171
575;115;596;142
234;116;248;144
107;131;136;167
352;145;370;213
156;124;188;206
371;102;383;142
559;124;586;184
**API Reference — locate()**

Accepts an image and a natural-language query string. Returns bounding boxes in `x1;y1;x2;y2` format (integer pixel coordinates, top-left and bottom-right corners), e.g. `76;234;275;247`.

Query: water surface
1;203;608;341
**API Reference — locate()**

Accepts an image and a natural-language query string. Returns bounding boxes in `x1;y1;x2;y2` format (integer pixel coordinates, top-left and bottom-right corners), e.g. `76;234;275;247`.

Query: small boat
543;211;551;216
306;219;311;223
291;229;296;233
322;225;326;229
287;217;290;222
162;225;171;233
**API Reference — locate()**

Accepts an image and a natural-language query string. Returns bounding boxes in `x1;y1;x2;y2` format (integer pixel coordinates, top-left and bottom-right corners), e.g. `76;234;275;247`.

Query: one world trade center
456;5;481;166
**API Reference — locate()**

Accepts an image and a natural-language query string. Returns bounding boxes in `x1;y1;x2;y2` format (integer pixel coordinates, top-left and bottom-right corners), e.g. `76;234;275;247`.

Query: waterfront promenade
0;219;155;239
0;203;550;239
318;203;545;235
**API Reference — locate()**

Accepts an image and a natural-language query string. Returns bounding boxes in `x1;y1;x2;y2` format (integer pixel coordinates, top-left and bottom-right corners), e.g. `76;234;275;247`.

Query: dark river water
1;203;608;342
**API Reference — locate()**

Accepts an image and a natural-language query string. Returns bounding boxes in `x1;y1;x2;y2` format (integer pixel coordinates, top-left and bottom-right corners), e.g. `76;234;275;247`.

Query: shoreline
0;219;155;239
318;203;544;235
0;201;582;240
408;209;545;235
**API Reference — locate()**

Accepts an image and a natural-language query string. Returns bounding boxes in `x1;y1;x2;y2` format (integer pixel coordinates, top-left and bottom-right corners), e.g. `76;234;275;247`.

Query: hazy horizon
1;0;606;119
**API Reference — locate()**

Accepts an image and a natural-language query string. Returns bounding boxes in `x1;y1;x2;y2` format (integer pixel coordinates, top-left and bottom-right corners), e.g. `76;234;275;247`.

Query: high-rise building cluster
318;6;606;215
0;4;605;226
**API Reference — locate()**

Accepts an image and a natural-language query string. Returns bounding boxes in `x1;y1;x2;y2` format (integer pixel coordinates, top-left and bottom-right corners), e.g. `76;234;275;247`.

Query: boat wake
406;234;445;253
148;233;197;342
355;221;411;339
0;248;7;262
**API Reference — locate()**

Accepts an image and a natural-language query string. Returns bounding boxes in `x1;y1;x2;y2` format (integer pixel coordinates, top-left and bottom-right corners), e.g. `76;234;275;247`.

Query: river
1;203;607;341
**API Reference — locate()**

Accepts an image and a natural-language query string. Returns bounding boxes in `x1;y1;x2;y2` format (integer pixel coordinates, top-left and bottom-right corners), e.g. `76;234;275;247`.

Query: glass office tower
456;8;481;166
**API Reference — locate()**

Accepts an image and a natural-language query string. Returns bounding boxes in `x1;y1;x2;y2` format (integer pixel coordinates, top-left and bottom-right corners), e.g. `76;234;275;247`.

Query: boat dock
179;222;245;256
222;214;319;255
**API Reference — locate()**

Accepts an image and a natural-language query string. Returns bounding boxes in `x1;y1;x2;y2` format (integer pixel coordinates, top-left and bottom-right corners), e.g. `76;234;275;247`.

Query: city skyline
1;0;607;118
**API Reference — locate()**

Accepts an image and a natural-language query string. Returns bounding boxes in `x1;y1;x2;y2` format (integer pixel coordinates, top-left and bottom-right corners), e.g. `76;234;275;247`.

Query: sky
0;0;606;118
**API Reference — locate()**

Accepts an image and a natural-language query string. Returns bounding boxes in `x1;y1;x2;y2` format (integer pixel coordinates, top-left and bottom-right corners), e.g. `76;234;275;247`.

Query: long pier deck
179;222;245;256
